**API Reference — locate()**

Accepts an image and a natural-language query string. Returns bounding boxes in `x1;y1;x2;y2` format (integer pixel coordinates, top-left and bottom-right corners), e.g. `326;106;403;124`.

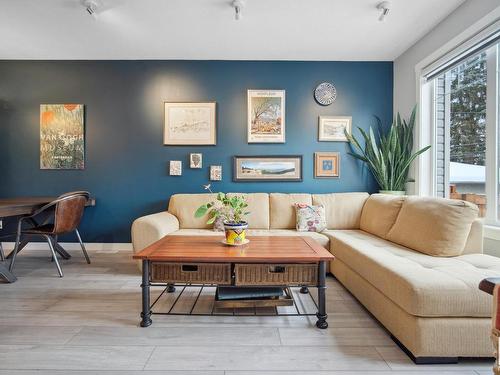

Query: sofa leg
390;334;458;364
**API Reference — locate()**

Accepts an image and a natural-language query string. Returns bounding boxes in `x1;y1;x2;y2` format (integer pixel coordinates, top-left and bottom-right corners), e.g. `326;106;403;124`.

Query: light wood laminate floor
0;248;494;374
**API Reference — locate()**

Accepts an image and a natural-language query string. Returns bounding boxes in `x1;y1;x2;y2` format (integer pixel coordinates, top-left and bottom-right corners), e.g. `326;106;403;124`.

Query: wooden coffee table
133;235;334;329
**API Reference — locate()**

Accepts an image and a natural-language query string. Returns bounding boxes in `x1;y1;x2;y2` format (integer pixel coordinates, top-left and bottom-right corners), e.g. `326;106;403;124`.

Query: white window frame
414;15;500;230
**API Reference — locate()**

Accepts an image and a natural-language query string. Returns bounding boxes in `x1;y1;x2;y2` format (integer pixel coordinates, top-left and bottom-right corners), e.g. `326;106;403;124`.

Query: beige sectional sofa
132;192;500;362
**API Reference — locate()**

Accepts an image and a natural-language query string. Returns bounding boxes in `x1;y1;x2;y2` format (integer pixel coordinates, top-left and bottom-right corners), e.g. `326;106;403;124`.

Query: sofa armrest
131;211;179;254
462;218;484;255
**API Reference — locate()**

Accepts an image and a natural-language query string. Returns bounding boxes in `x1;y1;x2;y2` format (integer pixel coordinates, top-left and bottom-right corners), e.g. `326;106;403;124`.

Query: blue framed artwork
314;152;339;178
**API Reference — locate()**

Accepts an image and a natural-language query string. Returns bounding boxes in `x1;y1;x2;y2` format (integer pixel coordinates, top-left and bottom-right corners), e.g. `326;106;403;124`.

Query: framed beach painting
164;102;216;145
40;104;85;170
314;152;340;178
318;116;351;142
247;90;285;143
233;155;302;182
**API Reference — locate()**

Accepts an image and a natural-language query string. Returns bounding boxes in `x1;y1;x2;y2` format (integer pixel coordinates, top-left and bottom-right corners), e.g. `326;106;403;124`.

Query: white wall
393;0;500;116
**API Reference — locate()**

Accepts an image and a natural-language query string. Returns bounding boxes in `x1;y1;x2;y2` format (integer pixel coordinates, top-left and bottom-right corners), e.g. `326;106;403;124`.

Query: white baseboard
0;242;132;252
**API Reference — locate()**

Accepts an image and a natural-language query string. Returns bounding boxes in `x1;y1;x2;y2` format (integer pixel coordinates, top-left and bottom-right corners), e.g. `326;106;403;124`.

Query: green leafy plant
194;184;249;224
345;106;431;192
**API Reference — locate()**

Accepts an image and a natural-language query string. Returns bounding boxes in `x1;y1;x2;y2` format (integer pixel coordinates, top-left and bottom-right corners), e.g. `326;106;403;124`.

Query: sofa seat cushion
326;229;500;317
169;229;330;249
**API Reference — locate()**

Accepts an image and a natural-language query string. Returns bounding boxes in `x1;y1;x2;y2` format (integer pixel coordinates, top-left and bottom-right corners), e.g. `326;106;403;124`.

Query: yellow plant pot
223;221;248;245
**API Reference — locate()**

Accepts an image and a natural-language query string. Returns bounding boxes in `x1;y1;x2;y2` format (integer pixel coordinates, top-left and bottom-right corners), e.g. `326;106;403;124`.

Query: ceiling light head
232;0;245;20
376;1;391;22
82;0;101;18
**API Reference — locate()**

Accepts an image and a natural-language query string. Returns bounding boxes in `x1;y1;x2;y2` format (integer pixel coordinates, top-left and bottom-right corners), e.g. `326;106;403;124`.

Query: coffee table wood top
133;235;334;263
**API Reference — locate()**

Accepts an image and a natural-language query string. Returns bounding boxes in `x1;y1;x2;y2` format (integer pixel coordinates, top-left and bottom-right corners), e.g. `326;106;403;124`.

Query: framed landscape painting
40;104;84;170
247;90;285;143
318;116;351;142
164;102;216;145
314;152;340;178
233;155;302;182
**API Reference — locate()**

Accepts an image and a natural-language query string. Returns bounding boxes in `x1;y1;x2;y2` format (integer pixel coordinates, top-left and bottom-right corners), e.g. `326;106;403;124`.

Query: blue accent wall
0;60;393;242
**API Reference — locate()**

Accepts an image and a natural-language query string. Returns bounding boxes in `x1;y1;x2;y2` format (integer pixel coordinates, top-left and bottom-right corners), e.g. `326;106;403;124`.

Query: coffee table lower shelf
148;283;319;317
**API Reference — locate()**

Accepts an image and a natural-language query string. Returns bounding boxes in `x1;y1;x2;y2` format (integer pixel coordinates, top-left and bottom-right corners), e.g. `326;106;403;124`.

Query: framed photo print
233;155;302;182
247;90;285;143
318;116;351;142
169;160;182;176
190;153;202;168
314;152;340;178
164;102;216;145
210;165;222;181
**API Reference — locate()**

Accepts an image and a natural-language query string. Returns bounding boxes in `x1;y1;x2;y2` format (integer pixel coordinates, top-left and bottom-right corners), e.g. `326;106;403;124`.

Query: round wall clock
314;82;337;106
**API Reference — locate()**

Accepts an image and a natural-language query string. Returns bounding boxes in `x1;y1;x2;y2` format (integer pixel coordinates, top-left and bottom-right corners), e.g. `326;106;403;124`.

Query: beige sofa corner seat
131;191;499;361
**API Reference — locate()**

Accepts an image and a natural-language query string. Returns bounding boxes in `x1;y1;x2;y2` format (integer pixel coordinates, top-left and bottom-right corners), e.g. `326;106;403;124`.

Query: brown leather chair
9;191;91;277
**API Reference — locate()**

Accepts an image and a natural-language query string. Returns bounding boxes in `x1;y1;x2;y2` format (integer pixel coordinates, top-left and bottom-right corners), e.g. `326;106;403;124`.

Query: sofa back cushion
312;193;369;229
227;193;270;229
386;196;479;257
360;193;405;238
270;193;312;229
168;193;217;229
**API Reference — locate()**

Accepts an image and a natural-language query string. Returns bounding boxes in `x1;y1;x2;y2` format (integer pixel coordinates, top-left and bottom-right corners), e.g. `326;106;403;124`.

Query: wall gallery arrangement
40;104;85;170
162;84;347;182
233;156;303;182
163;102;217;145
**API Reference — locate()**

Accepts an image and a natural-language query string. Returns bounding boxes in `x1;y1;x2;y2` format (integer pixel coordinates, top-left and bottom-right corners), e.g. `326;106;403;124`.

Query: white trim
414;7;500;196
485;225;500;241
485;44;499;225
0;242;132;252
422;19;500;78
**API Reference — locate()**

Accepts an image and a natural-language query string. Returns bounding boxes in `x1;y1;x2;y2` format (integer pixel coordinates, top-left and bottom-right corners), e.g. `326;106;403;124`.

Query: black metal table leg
166;283;176;293
140;259;152;327
0;263;17;283
54;240;71;259
316;260;328;329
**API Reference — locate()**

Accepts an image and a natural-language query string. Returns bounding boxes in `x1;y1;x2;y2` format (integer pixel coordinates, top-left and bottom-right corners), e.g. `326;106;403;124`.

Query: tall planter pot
223;221;248;245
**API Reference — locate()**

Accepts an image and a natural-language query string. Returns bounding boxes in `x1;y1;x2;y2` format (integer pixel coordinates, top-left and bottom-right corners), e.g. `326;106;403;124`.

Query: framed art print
247;90;285;143
210;165;222;181
164;102;216;145
314;152;340;178
233;155;302;182
318;116;351;142
40;104;84;170
190;153;202;168
169;160;182;176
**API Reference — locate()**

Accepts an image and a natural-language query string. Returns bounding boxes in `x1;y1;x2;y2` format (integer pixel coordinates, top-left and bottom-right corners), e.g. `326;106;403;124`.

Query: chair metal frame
8;191;91;277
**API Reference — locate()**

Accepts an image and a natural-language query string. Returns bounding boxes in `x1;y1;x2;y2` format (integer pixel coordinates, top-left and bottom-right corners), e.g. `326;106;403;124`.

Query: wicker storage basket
151;262;232;285
234;263;317;286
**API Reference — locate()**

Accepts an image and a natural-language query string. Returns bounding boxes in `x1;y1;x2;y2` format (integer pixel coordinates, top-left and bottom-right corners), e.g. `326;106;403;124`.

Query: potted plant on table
195;185;250;246
345;106;431;195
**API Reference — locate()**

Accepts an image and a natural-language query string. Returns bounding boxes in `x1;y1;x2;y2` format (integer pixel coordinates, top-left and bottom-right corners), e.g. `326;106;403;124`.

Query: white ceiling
0;0;465;60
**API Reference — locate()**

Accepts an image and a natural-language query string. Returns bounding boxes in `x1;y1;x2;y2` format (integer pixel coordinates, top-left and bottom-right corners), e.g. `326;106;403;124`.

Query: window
422;34;499;226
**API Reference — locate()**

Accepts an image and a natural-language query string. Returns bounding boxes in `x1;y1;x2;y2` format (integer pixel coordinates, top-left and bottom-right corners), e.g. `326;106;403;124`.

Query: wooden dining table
0;196;95;283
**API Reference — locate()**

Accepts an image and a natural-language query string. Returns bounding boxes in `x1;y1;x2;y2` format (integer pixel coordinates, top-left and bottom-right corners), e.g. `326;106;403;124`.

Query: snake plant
345;106;430;192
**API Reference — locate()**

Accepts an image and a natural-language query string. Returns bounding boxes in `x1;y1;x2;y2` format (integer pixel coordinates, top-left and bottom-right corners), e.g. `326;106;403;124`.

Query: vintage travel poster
40;104;84;169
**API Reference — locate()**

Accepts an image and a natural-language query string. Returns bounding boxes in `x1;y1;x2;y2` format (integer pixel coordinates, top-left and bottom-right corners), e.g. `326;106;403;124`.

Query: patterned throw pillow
295;204;327;232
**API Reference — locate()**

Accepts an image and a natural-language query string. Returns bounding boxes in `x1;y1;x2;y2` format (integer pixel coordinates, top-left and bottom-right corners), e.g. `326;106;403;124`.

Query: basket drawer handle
181;265;198;272
269;265;286;273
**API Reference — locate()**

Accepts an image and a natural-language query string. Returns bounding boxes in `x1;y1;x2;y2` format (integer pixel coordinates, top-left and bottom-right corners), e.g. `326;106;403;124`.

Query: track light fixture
232;0;244;20
376;1;391;22
82;0;101;17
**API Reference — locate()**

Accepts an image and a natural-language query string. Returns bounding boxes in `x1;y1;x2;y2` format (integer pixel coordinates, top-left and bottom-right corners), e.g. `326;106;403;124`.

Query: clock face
314;82;337;106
